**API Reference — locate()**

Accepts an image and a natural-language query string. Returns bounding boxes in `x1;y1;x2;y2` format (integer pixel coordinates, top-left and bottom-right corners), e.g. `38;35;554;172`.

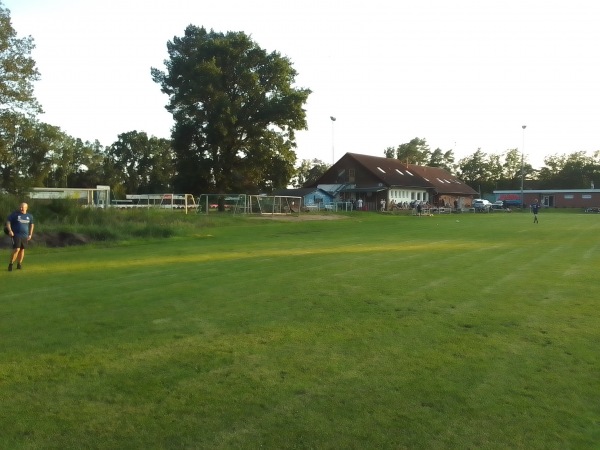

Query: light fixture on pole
520;125;526;208
330;116;336;164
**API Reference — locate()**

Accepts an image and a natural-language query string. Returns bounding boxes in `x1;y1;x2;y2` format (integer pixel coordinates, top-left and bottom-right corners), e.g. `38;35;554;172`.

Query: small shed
273;188;333;210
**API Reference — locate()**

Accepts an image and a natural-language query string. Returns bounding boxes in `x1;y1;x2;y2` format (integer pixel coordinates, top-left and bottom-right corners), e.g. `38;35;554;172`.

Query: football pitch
1;210;599;449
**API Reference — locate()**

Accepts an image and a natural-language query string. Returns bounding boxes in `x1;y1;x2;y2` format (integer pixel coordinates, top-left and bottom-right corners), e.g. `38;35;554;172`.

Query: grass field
1;210;599;449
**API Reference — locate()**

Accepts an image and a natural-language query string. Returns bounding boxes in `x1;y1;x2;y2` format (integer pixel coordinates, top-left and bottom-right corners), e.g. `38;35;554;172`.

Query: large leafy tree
106;131;175;194
501;149;523;185
0;2;40;117
48;136;108;189
538;151;599;189
1;118;109;192
456;149;493;193
0;2;42;193
151;26;311;194
457;148;534;194
0;118;58;194
293;158;329;188
392;138;431;165
428;148;455;172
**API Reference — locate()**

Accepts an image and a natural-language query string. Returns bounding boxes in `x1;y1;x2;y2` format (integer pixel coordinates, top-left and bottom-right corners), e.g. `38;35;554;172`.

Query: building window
348;169;355;182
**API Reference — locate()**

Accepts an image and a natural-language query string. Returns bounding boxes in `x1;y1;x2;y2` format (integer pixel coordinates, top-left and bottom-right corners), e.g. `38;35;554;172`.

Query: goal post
121;194;197;213
196;194;248;214
247;195;302;216
196;194;302;216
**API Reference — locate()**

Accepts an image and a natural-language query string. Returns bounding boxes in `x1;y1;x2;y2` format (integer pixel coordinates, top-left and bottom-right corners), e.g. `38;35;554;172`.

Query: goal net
247;195;302;216
196;194;248;214
196;194;302;216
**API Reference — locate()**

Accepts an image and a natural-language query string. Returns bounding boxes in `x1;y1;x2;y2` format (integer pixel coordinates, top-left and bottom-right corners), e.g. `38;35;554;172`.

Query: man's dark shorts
11;236;28;250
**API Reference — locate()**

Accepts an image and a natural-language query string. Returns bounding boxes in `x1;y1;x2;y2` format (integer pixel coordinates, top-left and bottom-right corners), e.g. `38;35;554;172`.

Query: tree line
382;137;600;193
1;2;598;199
1;4;309;197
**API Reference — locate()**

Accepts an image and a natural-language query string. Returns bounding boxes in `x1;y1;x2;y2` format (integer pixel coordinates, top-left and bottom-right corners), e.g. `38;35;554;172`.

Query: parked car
472;199;492;211
490;200;506;211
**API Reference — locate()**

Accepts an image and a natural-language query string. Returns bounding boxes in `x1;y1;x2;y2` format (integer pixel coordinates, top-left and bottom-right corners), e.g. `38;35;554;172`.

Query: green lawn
1;210;599;449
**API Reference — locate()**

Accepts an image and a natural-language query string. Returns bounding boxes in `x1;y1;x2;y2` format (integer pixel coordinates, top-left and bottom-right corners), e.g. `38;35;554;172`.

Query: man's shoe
17;263;22;270
8;263;13;272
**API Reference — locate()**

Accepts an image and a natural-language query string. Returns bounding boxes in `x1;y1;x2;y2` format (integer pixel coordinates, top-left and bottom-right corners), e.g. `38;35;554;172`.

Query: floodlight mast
330;116;336;164
521;125;526;209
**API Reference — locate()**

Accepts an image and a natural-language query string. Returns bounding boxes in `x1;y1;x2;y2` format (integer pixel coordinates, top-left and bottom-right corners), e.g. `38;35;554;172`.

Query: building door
542;195;554;207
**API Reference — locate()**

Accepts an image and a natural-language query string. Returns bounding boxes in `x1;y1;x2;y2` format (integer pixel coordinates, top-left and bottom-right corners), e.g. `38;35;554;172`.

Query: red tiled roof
344;153;478;195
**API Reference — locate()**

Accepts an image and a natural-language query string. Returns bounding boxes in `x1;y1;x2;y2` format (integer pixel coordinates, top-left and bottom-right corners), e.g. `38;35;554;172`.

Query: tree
487;153;503;187
106;131;174;194
428;148;455;172
61;138;107;189
538;151;599;189
383;147;395;158
0;3;41;117
501;149;522;187
292;158;329;187
456;149;492;193
394;138;431;165
0;117;111;193
0;2;42;193
151;26;311;194
0;117;59;194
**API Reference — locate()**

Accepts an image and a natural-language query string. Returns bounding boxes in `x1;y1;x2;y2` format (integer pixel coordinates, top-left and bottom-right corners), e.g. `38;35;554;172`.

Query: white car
490;200;506;211
472;199;492;211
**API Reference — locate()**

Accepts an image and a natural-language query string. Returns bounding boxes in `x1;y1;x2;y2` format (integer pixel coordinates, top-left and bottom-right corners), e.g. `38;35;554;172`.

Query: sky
6;0;600;169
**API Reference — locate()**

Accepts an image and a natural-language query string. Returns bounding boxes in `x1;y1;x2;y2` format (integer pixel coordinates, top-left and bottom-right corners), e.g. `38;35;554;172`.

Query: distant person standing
6;202;34;271
357;198;363;210
380;198;386;212
531;200;540;223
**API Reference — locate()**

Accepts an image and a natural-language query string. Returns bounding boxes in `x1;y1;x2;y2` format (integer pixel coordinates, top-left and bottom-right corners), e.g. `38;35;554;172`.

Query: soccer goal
247;195;302;216
121;194;197;214
196;194;302;216
196;194;248;214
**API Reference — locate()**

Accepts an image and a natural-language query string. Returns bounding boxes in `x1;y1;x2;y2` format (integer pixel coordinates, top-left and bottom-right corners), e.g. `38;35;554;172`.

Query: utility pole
521;125;526;209
330;116;336;164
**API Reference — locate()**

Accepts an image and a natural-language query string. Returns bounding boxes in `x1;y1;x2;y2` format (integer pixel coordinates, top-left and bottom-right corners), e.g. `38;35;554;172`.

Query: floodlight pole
520;125;526;209
330;116;336;164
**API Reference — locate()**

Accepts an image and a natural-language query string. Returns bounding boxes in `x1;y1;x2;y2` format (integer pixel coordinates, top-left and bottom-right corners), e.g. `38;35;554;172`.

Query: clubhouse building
303;153;478;211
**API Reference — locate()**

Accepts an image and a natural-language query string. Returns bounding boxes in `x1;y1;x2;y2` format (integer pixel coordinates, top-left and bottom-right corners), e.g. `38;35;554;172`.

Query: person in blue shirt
531;199;540;223
6;202;35;271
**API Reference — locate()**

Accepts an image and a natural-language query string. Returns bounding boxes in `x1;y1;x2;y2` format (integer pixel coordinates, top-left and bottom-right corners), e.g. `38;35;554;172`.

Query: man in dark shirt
531;200;540;224
6;202;35;271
